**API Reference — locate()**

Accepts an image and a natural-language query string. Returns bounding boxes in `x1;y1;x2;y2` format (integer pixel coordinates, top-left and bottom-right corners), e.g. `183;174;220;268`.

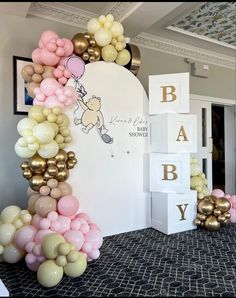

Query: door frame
190;93;236;194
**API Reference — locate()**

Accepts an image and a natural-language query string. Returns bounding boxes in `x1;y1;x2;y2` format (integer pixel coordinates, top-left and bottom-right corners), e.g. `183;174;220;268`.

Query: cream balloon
110;21;124;37
28;106;46;123
37;260;64;288
41;233;65;259
33;123;55;144
17;118;37;136
64;253;87;277
98;15;106;25
44;121;59;136
38;140;59;158
101;45;118;62
1;206;21;223
2;244;24;263
94;28;112;47
87;18;101;34
115;49;131;66
0;224;16;245
15;141;36;158
106;14;114;23
190;163;201;176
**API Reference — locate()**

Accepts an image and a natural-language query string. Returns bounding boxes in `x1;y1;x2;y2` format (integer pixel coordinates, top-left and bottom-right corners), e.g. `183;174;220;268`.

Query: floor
1;225;236;297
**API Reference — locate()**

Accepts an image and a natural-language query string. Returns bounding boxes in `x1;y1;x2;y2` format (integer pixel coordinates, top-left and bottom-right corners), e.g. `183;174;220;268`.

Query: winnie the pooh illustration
74;95;104;134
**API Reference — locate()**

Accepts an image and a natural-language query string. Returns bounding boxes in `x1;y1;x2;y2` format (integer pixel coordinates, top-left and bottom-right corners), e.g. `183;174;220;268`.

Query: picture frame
13;56;34;115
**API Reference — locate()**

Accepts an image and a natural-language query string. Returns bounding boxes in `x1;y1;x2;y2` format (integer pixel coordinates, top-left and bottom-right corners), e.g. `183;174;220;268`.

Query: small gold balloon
47;158;57;166
217;214;226;223
23;168;33;180
93;46;101;61
204;215;221;231
67;151;75;159
57;161;66;170
67;161;75;169
223;218;230;225
197;213;207;221
56;169;69;182
44;171;53;181
89;38;96;47
213;208;222;217
47;165;58;176
89;55;96;63
204;195;216;204
29;154;47;174
83;32;91;40
72;33;89;55
200;221;205;227
215;197;231;213
55;150;68;162
194;218;202;226
224;212;231;219
21;161;29;170
29;175;46;191
87;47;95;56
198;199;214;215
71;158;77;165
82;52;89;61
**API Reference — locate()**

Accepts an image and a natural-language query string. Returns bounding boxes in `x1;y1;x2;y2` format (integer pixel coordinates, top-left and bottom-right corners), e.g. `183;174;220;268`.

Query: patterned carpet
1;225;236;297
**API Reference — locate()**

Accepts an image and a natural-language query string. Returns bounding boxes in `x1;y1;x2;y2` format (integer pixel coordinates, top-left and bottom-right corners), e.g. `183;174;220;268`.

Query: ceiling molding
131;33;236;70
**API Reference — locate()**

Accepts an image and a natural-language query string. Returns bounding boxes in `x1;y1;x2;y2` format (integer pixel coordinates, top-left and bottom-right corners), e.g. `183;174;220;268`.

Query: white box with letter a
151;191;197;235
150;114;197;153
149;153;190;193
149;72;189;114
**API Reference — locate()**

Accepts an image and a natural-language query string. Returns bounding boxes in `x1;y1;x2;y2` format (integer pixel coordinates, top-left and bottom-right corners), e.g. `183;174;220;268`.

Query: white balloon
2;244;24;263
0;224;16;245
33;123;55;144
15;141;36;158
115;49;131;66
87;18;101;34
94;28;112;47
101;45;118;62
38;140;59;158
17;118;37;136
1;206;21;223
110;21;124;37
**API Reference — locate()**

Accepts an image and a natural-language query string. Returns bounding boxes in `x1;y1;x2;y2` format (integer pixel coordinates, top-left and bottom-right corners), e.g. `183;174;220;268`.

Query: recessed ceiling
168;2;236;49
61;2;107;14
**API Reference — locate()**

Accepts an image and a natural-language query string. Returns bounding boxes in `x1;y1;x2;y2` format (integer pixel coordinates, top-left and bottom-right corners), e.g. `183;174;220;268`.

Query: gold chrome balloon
197;213;207;221
215;197;231;213
213;208;222;217
21;161;30;170
194;218;202;226
72;33;89;55
89;38;96;47
217;214;226;223
82;52;90;61
29;154;47;174
23;168;33;180
204;195;216;204
29;174;46;191
56;169;69;182
47;165;58;177
67;151;75;159
198;199;214;215
204;215;220;231
83;32;91;40
224;212;231;219
47;158;57;166
55;150;68;162
57;161;66;170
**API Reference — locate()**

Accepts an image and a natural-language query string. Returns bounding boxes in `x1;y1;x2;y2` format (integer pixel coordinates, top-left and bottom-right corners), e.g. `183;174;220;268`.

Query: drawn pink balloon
40;30;59;46
15;225;37;249
58;195;79;217
62;38;74;56
32;48;42;64
64;230;84;251
65;56;85;79
40;78;61;96
211;189;225;198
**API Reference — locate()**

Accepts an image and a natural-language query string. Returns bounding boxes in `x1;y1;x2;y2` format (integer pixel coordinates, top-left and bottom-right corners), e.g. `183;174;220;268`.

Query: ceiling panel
61;2;108;14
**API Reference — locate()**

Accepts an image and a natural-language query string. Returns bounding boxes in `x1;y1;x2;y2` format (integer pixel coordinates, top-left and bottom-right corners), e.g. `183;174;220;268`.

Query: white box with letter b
149;152;190;193
150;113;197;153
151;191;197;235
149;72;189;114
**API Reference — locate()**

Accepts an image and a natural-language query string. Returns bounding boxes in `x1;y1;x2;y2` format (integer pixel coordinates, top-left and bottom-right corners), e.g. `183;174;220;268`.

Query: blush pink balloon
15;225;37;249
26;258;43;272
58;195;79;217
57;215;71;234
85;229;103;249
230;208;236;223
32;214;42;229
225;194;231;200
62;38;74;56
40;78;61;96
211;189;225;198
44;95;64;108
89;249;100;260
40;30;59;46
34;229;54;244
32;48;42;64
230;195;236;208
77;213;91;223
40;48;59;66
64;230;84;251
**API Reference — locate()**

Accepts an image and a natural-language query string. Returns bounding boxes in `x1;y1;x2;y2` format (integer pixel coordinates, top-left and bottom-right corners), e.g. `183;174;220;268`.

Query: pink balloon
211;189;225;198
77;213;91;222
58;195;79;217
57;215;71;234
65;56;85;79
15;225;37;249
40;30;59;46
230;195;236;208
71;218;81;230
85;229;103;249
230;208;236;223
40;48;59;66
32;214;42;229
44;95;63;108
34;229;53;244
89;223;101;232
64;230;84;251
40;78;61;96
26;258;42;272
89;249;100;260
82;242;92;253
62;38;74;56
32;48;42;64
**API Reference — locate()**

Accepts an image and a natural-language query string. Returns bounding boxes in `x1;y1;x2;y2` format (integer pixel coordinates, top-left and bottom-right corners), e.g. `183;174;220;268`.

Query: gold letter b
162;164;177;180
161;86;176;102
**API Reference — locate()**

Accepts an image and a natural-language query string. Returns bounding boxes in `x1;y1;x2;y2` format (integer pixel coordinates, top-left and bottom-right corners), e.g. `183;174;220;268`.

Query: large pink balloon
65;56;85;79
40;30;59;47
15;225;37;249
32;48;42;64
45;95;64;108
64;230;84;250
40;48;59;66
58;195;79;217
211;189;225;198
34;229;54;244
85;229;103;249
62;38;74;56
40;78;61;96
57;215;71;234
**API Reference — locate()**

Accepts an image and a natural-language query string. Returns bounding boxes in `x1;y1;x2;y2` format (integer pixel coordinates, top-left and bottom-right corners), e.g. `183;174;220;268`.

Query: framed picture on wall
13;56;34;115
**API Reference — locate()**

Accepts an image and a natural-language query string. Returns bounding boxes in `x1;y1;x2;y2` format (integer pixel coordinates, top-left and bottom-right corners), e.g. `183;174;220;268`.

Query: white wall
0;13;235;209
